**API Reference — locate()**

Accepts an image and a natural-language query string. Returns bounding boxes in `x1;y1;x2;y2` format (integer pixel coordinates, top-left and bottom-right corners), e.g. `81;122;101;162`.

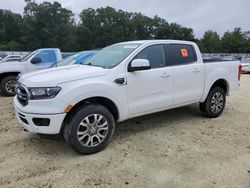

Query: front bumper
14;98;66;134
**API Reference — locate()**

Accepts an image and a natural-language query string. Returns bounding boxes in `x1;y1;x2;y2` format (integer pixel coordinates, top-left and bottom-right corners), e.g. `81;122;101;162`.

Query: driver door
126;44;174;117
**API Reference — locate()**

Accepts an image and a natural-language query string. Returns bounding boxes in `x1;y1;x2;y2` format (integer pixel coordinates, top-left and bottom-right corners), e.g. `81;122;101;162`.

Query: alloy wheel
77;114;109;147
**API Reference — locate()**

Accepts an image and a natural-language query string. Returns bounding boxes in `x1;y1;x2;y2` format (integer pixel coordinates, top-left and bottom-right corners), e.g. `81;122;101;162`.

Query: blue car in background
52;50;98;67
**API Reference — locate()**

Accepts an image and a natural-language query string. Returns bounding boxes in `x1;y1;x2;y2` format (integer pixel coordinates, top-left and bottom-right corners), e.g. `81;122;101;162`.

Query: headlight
28;87;61;100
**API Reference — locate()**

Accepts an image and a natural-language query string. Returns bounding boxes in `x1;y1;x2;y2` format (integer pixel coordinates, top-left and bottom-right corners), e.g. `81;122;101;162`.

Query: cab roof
117;39;195;46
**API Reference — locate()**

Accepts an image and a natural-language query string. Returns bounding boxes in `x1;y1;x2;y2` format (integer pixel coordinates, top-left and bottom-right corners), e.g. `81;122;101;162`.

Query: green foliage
221;28;248;53
199;28;250;53
76;7;195;50
0;0;249;53
0;9;22;44
22;0;75;51
200;30;222;53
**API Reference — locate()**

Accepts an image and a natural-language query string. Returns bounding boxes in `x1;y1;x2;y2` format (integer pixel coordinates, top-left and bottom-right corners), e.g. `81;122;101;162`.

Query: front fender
57;79;128;121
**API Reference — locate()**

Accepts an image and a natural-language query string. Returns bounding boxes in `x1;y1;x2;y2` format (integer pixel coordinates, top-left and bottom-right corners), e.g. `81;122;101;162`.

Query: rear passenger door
127;44;174;116
167;44;204;106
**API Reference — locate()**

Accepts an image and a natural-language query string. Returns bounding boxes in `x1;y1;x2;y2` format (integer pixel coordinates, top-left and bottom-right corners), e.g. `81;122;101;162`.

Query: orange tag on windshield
181;49;188;57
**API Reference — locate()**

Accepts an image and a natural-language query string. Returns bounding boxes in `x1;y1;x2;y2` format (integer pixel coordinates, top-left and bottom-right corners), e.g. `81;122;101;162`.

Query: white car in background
0;48;62;96
241;56;250;73
0;55;22;62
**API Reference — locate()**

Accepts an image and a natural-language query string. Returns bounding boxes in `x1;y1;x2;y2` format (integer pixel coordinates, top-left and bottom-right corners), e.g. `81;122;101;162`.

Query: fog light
32;118;50;126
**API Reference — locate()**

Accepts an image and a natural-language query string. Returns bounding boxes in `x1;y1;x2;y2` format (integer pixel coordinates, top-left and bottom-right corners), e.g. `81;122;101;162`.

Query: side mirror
128;59;151;72
31;57;41;64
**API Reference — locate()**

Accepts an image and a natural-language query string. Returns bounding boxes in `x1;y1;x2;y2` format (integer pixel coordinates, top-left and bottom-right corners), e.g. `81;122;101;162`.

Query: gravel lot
0;75;250;188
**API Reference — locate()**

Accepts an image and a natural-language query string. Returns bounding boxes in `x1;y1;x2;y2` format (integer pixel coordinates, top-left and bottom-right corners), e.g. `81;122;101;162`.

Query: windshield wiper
82;62;94;66
82;62;106;69
86;62;92;66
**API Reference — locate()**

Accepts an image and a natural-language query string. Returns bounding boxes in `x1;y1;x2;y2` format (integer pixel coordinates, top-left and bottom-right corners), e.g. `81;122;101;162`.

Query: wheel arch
61;96;120;133
210;78;229;95
201;78;229;103
0;72;20;83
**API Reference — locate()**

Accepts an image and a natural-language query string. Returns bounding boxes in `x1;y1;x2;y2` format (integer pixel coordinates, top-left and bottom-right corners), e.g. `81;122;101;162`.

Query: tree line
0;0;249;53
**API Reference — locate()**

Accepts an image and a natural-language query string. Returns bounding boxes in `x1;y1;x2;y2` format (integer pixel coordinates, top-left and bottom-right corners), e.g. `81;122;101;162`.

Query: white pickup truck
0;48;62;96
14;40;241;154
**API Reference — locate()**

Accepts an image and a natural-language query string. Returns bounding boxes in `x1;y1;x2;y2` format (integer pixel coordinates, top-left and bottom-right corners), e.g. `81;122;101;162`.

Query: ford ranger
0;48;62;96
14;40;241;154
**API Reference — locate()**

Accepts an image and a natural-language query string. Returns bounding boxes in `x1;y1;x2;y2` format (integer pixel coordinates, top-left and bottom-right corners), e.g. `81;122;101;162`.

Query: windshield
82;43;140;68
20;50;38;62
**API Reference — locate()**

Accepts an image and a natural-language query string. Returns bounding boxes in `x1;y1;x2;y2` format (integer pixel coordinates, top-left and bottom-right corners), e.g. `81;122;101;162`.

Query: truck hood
19;65;110;87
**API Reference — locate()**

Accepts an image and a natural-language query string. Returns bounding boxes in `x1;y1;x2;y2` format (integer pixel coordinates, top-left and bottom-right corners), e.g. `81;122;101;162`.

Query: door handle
193;68;201;73
161;73;171;78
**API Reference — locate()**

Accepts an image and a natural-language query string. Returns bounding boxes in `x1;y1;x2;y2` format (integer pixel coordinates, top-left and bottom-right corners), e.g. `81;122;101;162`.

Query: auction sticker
181;49;188;57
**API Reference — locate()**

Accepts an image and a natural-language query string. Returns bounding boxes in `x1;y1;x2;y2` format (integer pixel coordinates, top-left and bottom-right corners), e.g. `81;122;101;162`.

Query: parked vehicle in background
241;56;250;73
203;55;241;62
0;55;22;62
0;52;7;59
14;40;241;154
62;52;75;59
222;56;239;61
52;50;98;67
0;48;62;96
203;55;222;62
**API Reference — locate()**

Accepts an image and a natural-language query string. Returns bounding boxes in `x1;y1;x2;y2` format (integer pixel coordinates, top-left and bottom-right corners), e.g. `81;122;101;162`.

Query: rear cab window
167;44;197;66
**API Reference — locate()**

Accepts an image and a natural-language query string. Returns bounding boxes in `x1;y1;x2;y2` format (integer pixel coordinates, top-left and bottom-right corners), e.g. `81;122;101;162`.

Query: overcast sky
1;0;249;38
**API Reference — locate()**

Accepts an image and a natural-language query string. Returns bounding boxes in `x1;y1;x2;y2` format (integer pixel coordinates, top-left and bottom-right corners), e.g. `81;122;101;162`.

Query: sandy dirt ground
0;75;250;188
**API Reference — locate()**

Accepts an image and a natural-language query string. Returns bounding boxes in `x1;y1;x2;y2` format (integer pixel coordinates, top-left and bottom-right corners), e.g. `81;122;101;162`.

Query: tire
0;76;17;96
200;86;226;118
63;104;116;154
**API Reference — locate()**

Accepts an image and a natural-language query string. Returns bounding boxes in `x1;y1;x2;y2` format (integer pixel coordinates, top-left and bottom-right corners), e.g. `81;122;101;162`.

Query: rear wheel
63;104;115;154
199;86;226;118
0;76;17;96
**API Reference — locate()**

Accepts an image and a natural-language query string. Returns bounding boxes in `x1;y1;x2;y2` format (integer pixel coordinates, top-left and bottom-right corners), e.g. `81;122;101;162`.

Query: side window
35;50;57;64
134;45;166;69
168;44;197;66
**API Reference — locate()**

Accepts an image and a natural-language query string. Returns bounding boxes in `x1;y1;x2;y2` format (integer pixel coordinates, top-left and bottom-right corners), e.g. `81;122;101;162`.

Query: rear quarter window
168;44;197;66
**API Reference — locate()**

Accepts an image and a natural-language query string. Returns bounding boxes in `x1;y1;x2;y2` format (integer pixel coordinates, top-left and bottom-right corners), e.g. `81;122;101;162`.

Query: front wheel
199;86;226;118
0;76;17;96
63;104;115;154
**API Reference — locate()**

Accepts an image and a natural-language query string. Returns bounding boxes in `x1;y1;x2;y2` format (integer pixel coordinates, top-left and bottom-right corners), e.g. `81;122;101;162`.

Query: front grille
16;82;29;106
